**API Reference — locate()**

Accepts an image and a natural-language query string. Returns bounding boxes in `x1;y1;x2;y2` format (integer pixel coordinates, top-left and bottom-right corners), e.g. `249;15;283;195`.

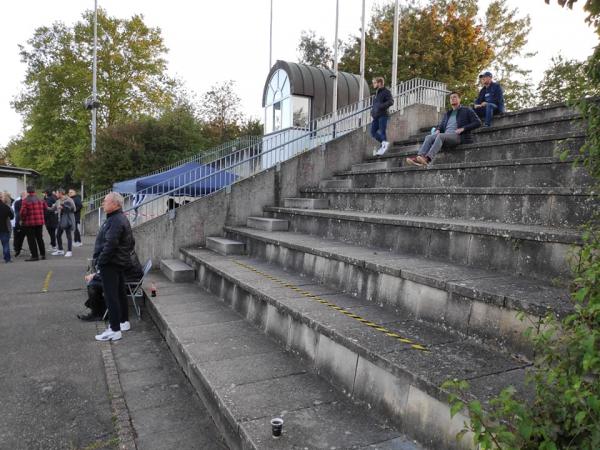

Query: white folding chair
126;259;152;319
102;259;152;321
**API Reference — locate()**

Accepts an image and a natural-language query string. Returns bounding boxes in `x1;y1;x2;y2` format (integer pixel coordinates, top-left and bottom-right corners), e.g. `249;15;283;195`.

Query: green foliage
484;0;536;110
299;0;533;106
198;81;245;142
537;55;598;105
339;0;492;102
8;8;175;184
297;30;334;69
442;3;600;448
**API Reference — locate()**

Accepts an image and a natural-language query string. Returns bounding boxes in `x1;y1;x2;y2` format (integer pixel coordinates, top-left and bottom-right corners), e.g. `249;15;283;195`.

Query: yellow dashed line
233;260;430;352
42;270;53;292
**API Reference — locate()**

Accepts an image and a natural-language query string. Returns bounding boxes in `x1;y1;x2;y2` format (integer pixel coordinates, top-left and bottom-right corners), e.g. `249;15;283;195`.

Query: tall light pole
269;0;273;70
359;0;366;105
332;0;340;117
391;0;399;95
91;0;98;153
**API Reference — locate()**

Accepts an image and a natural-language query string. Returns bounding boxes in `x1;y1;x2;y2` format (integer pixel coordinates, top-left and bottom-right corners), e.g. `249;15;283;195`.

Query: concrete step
206;237;245;255
415;103;576;131
160;258;195;282
247;216;289;231
282;197;329;209
264;207;582;282
145;273;422;450
299;186;597;228
351;160;393;172
393;113;584;147
319;178;353;189
371;132;585;167
338;157;593;189
181;248;532;450
224;225;572;358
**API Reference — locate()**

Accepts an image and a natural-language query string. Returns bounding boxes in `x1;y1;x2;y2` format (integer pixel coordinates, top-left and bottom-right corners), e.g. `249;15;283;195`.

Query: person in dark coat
406;92;481;166
370;76;394;156
78;250;144;321
44;190;58;250
474;71;505;127
93;192;135;341
0;192;15;263
12;191;27;257
68;189;83;247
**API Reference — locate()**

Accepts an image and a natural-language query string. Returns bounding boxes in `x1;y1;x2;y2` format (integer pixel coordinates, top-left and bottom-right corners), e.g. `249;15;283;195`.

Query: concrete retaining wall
131;104;441;265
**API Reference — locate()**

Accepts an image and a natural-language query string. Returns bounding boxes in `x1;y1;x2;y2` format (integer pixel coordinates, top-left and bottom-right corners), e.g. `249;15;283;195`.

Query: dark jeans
74;220;81;243
99;264;129;332
13;226;26;253
474;102;499;126
25;225;45;259
0;231;10;262
370;115;389;143
46;225;57;247
57;226;72;251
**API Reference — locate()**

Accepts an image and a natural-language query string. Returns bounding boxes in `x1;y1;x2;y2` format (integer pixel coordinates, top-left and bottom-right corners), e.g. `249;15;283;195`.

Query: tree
537;55;597;104
9;9;175;184
483;0;536;110
86;102;209;189
339;1;492;102
297;30;334;69
198;81;244;142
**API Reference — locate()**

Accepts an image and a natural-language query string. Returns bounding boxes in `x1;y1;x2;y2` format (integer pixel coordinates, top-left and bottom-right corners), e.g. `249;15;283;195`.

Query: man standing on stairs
370;76;394;156
474;71;505;127
406;92;481;166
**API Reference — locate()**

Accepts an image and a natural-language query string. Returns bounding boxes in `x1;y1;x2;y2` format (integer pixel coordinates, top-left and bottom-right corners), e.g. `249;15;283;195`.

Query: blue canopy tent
113;162;238;197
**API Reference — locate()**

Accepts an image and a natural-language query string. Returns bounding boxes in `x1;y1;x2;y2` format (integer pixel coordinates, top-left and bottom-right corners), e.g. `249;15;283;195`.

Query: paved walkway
0;236;226;449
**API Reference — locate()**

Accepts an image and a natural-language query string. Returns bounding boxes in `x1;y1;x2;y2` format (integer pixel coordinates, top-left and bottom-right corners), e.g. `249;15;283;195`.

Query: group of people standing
0;186;83;263
370;71;504;164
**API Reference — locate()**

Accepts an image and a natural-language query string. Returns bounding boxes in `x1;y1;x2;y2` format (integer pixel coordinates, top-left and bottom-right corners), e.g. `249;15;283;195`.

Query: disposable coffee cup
271;417;283;438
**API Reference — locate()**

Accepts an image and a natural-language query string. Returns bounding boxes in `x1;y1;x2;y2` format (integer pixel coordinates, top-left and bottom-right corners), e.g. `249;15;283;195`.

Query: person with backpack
370;76;394;156
52;189;76;258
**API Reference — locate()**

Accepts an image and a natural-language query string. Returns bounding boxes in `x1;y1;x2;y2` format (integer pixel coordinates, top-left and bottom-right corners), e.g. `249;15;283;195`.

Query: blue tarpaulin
112;162;237;197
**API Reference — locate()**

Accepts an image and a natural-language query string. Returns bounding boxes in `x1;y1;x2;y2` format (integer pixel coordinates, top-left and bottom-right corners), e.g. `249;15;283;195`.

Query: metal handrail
114;79;448;227
84;135;261;209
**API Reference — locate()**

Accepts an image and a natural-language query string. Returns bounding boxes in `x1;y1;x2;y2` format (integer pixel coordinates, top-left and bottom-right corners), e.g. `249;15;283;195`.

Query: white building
0;165;39;200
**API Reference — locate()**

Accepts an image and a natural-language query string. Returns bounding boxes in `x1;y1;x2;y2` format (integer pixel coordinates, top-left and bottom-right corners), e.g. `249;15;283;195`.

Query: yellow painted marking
42;271;53;292
233;260;429;352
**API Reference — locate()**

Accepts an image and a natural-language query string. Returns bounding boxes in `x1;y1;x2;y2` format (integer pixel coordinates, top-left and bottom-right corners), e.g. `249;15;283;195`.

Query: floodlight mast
91;0;98;153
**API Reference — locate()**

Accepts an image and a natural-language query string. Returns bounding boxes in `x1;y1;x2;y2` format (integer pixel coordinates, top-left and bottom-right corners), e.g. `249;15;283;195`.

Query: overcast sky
0;0;597;149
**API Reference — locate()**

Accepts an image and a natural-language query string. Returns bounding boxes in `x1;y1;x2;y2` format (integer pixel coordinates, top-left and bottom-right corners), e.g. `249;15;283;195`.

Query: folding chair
126;259;153;319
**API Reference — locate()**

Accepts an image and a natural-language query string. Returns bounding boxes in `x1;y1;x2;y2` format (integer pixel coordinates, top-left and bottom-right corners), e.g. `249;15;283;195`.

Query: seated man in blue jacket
474;71;505;127
406;92;481;166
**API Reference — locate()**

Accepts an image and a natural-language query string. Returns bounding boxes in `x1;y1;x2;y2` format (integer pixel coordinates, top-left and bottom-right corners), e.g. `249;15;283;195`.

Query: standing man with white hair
93;192;134;341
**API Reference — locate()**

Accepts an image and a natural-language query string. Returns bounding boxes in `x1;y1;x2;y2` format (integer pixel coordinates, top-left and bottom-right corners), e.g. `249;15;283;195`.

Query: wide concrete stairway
150;103;595;449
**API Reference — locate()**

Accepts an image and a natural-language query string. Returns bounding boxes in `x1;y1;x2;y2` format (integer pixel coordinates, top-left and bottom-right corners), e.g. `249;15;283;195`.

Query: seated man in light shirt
406;91;481;166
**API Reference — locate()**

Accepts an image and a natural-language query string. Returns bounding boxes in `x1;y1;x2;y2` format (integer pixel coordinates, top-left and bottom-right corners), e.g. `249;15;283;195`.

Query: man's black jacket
437;106;482;144
93;209;134;268
371;87;394;119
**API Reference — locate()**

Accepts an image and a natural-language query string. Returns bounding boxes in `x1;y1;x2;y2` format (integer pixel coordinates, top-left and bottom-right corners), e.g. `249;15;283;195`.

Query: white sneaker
51;250;64;256
73;242;83;247
95;327;122;341
375;141;389;156
50;246;57;252
120;321;131;331
64;251;72;257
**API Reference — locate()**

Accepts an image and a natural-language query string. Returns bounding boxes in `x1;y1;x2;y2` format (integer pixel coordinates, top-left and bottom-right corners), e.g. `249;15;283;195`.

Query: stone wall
126;104;441;265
